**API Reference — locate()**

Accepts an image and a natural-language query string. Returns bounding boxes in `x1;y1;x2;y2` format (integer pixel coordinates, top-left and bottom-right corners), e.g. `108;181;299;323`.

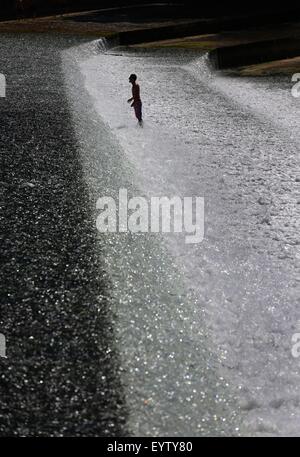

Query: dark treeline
0;1;300;21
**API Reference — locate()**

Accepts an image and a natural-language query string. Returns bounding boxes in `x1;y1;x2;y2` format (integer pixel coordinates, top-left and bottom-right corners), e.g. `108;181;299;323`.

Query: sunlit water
62;40;300;436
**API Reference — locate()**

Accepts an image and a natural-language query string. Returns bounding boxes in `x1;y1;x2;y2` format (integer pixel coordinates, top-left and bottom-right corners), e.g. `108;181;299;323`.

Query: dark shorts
133;101;142;121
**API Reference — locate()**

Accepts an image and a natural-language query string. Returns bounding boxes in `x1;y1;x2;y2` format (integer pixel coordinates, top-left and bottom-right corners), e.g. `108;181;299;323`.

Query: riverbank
1;6;300;76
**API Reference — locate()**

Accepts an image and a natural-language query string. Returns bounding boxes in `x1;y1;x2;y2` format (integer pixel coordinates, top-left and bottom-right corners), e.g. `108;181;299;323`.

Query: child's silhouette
127;74;143;126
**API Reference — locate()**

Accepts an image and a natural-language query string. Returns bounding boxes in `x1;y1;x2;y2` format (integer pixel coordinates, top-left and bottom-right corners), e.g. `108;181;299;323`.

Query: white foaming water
97;37;109;53
65;41;300;436
186;53;300;143
183;53;215;82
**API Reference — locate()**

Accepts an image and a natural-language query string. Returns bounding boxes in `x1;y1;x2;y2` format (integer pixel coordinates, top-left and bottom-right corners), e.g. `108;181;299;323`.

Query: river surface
0;33;299;436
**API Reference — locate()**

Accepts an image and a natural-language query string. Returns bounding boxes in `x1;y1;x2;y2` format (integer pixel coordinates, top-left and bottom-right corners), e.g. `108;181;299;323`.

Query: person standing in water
127;74;143;126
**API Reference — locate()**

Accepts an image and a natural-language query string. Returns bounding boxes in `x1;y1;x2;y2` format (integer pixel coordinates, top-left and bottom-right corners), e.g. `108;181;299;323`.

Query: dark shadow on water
0;35;127;437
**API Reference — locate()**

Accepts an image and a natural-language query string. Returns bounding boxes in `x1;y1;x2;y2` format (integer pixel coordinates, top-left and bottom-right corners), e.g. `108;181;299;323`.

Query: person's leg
134;102;142;123
138;102;142;123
